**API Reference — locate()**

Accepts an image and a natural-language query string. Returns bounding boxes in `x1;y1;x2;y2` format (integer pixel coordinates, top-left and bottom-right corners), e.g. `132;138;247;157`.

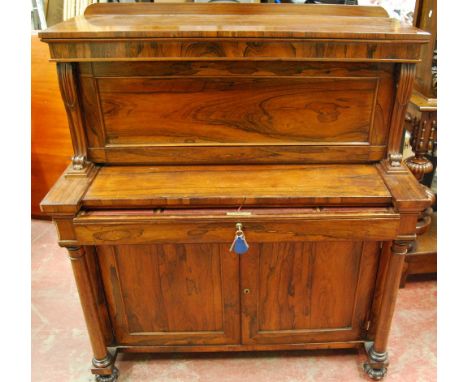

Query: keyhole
243;288;250;295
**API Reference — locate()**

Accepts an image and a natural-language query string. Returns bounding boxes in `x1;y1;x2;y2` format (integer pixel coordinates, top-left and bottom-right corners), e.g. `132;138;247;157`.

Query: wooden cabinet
39;3;432;381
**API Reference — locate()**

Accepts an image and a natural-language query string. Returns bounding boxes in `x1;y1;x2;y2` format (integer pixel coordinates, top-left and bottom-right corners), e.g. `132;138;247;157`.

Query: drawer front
241;241;380;344
74;208;400;245
98;243;240;346
79;61;394;165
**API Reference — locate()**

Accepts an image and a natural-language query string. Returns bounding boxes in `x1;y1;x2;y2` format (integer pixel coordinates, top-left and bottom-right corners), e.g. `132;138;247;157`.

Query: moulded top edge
39;5;430;42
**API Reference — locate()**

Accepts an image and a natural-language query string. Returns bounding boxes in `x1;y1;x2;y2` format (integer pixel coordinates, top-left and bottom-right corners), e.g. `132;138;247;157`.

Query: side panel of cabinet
241;241;380;344
97;243;240;346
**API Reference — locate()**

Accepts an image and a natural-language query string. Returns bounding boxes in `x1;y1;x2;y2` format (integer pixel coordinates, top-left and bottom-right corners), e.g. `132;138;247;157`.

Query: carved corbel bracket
57;62;92;177
385;63;417;171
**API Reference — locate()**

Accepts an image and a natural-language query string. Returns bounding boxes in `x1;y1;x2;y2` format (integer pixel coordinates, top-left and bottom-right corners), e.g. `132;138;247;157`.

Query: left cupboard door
97;243;240;346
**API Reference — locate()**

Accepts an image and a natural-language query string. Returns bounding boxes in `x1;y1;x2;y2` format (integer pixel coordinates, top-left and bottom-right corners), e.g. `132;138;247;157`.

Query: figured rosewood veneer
40;3;431;381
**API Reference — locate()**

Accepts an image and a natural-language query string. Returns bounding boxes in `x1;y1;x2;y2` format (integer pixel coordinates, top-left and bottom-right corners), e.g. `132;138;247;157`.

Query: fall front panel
78;61;395;165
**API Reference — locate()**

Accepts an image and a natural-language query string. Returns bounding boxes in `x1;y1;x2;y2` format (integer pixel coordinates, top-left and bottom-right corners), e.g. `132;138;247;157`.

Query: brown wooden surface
399;0;437;287
413;0;436;98
78;61;394;165
411;212;437;256
56;62;90;172
371;240;409;354
31;34;72;218
44;39;426;63
73;208;400;245
38;3;432;379
98;243;240;346
116;341;361;353
76;60;394;165
39;4;429;64
40;164;98;216
66;246;114;376
82;164;392;209
376;163;431;213
40;4;426;40
410;90;436;111
241;241;379;344
100;78;377;145
400;212;437;287
84;3;389;17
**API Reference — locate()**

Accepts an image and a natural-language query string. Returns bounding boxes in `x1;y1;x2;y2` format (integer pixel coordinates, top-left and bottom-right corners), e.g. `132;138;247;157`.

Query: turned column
66;246;118;381
365;240;410;380
405;112;436;182
405;110;437;235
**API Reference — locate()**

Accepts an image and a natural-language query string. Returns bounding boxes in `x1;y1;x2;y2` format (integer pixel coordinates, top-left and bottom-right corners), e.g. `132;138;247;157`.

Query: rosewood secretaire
39;3;431;381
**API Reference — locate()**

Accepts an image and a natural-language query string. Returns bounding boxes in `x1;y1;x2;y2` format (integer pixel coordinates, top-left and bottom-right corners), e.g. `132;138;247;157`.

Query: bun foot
95;367;119;382
364;364;387;380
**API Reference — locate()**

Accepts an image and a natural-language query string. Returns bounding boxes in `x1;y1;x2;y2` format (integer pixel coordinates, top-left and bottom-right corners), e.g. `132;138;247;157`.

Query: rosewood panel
99;77;376;145
77;61;395;165
82;164;392;209
73;213;400;245
97;243;240;345
241;241;380;344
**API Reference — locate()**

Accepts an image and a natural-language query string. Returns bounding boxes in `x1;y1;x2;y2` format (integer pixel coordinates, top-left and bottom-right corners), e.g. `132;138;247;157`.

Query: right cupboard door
241;241;380;345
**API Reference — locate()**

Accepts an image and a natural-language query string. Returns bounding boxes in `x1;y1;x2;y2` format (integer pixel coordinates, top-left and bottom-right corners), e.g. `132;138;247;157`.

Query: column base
95;367;119;382
363;342;389;380
364;364;387;380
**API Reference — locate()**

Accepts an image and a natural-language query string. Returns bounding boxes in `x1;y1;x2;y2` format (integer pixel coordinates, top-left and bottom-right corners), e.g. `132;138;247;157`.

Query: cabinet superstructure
39;3;431;380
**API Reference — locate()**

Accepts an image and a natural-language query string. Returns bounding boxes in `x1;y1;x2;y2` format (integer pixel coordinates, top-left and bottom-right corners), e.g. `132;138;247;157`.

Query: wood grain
40;163;98;216
241;241;379;344
100;77;375;145
38;3;431;378
73;209;400;245
84;3;390;18
98;243;240;346
40;4;427;40
376;163;432;212
78;60;393;165
44;39;425;63
82;164;391;209
56;62;89;171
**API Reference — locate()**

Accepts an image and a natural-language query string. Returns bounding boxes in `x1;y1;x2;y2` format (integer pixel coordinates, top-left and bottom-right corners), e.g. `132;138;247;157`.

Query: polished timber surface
40;3;427;40
40;4;431;381
32;220;437;382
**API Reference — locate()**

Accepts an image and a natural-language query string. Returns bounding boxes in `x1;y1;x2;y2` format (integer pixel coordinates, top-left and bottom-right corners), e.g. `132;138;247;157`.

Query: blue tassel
233;235;249;255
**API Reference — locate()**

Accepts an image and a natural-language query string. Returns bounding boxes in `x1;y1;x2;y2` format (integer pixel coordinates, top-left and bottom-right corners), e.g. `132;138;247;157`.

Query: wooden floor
32;219;436;382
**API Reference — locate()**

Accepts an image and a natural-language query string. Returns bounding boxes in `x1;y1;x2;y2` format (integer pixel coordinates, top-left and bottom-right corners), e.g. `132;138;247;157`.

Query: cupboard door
241;241;380;344
97;243;240;346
